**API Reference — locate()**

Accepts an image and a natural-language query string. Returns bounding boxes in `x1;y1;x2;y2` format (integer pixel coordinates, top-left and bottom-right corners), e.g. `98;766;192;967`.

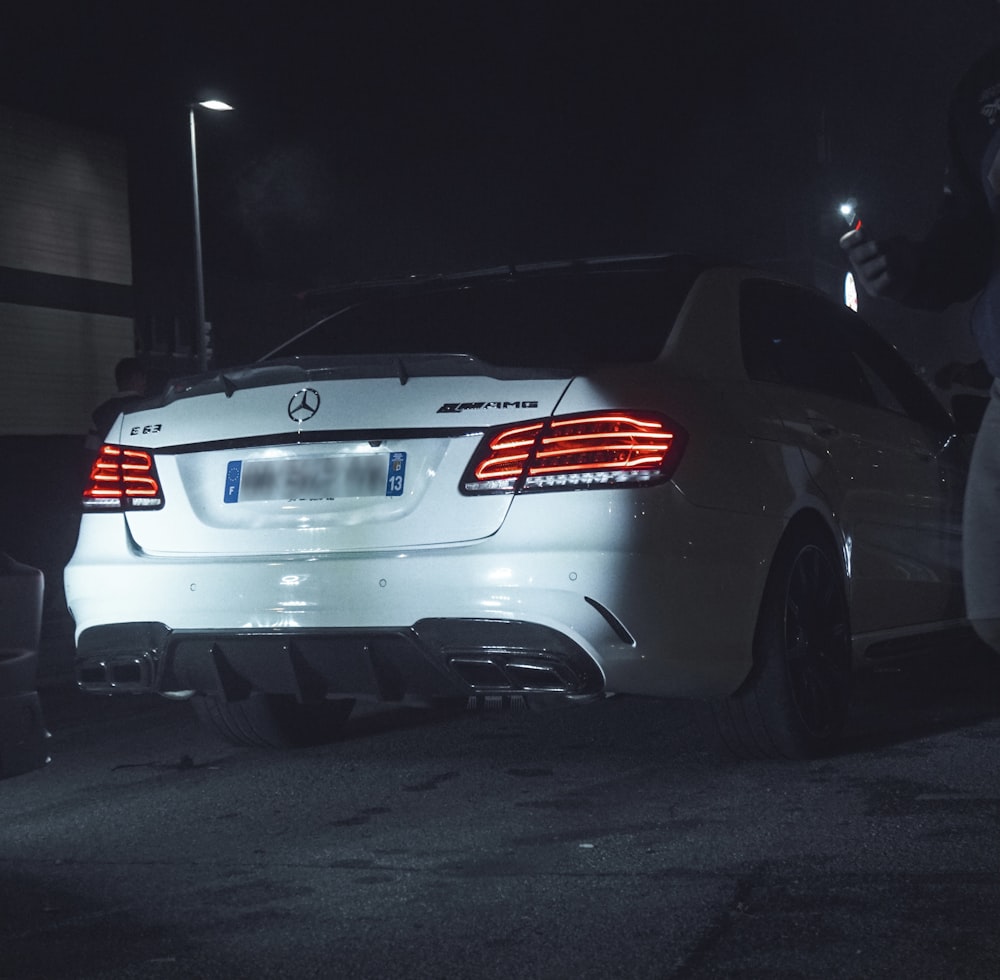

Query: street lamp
189;98;233;372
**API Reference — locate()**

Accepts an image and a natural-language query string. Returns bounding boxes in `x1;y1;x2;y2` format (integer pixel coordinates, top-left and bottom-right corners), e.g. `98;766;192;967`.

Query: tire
710;529;852;760
192;693;355;748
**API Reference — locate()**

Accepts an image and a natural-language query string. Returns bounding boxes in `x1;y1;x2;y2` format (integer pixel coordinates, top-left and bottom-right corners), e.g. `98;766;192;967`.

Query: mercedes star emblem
287;387;321;422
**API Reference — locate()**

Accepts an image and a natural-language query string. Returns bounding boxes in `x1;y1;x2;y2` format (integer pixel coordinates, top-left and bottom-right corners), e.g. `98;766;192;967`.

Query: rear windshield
271;260;703;368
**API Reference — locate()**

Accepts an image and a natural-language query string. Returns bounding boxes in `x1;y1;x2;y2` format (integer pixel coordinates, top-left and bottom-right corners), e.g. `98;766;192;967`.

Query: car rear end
64;257;782;716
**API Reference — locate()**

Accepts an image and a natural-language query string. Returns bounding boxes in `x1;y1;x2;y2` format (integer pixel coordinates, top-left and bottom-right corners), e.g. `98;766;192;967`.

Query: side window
740;279;877;407
848;321;953;430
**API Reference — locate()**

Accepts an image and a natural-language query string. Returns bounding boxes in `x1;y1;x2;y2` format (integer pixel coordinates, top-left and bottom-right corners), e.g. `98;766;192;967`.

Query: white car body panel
65;471;786;698
64;258;971;724
118;376;571;555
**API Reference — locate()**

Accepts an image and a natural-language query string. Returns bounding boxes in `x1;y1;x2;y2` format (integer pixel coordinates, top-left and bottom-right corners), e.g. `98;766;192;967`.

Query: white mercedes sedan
64;255;971;758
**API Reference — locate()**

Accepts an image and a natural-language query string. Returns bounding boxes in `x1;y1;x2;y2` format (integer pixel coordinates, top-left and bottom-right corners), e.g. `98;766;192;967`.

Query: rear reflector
462;412;685;494
83;445;164;511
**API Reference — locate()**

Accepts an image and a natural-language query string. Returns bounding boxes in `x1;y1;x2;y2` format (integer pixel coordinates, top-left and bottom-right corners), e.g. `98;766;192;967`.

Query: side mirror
951;393;989;434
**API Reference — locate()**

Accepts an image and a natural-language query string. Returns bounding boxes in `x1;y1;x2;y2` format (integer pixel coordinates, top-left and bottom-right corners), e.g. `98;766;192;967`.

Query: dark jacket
906;46;1000;374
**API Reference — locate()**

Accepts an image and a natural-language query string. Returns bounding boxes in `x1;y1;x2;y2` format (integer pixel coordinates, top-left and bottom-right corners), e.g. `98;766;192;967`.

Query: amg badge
437;400;539;414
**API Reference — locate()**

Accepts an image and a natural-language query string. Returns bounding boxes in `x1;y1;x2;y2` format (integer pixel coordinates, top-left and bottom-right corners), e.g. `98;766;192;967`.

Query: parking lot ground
1;641;998;979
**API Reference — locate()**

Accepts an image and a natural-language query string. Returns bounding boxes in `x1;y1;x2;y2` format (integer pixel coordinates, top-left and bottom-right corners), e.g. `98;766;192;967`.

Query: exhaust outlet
77;652;154;693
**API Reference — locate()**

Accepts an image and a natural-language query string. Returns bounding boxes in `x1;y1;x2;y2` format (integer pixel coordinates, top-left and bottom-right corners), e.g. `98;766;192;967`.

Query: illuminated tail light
462;412;686;494
83;445;165;511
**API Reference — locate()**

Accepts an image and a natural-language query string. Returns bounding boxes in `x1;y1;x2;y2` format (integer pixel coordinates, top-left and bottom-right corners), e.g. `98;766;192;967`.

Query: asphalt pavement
2;642;999;979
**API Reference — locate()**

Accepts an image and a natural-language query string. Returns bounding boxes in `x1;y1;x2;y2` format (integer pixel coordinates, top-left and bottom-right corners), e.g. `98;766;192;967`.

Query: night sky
3;0;1000;365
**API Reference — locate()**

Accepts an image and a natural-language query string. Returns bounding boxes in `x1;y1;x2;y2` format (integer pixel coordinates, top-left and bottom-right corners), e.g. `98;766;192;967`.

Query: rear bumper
66;486;786;699
75;619;605;704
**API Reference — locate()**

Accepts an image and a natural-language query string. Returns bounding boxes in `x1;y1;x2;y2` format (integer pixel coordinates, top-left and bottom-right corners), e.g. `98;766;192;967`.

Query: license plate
224;451;406;503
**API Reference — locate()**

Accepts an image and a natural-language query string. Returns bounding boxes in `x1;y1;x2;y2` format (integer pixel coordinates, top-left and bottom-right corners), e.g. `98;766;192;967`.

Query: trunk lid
118;356;571;556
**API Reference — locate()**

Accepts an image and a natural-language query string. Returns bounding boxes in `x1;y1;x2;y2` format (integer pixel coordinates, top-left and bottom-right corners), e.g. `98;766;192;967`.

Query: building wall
0;106;136;678
0;106;134;437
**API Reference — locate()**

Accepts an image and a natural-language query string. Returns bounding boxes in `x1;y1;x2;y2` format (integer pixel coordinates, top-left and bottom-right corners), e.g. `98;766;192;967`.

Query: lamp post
189;99;233;372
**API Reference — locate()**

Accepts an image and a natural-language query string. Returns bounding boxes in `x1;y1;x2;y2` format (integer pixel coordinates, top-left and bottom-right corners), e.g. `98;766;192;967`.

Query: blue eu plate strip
224;460;243;503
386;451;406;496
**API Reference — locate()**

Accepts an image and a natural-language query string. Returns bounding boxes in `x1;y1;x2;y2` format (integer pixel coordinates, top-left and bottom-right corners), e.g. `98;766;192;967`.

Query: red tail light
83;445;164;511
462;412;686;494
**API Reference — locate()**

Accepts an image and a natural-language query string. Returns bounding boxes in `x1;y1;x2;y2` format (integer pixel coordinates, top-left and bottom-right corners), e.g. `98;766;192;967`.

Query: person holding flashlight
841;43;1000;652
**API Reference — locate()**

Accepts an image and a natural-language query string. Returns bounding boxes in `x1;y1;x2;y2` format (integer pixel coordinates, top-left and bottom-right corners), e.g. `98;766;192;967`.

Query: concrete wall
0;105;134;438
0;106;135;678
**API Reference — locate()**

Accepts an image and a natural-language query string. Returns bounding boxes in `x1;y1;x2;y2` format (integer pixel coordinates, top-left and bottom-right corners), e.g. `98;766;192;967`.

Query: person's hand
839;227;917;300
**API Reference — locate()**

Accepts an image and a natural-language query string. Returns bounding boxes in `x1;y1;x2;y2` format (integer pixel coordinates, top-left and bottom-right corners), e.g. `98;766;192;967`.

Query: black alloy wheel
710;528;852;760
781;541;852;744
